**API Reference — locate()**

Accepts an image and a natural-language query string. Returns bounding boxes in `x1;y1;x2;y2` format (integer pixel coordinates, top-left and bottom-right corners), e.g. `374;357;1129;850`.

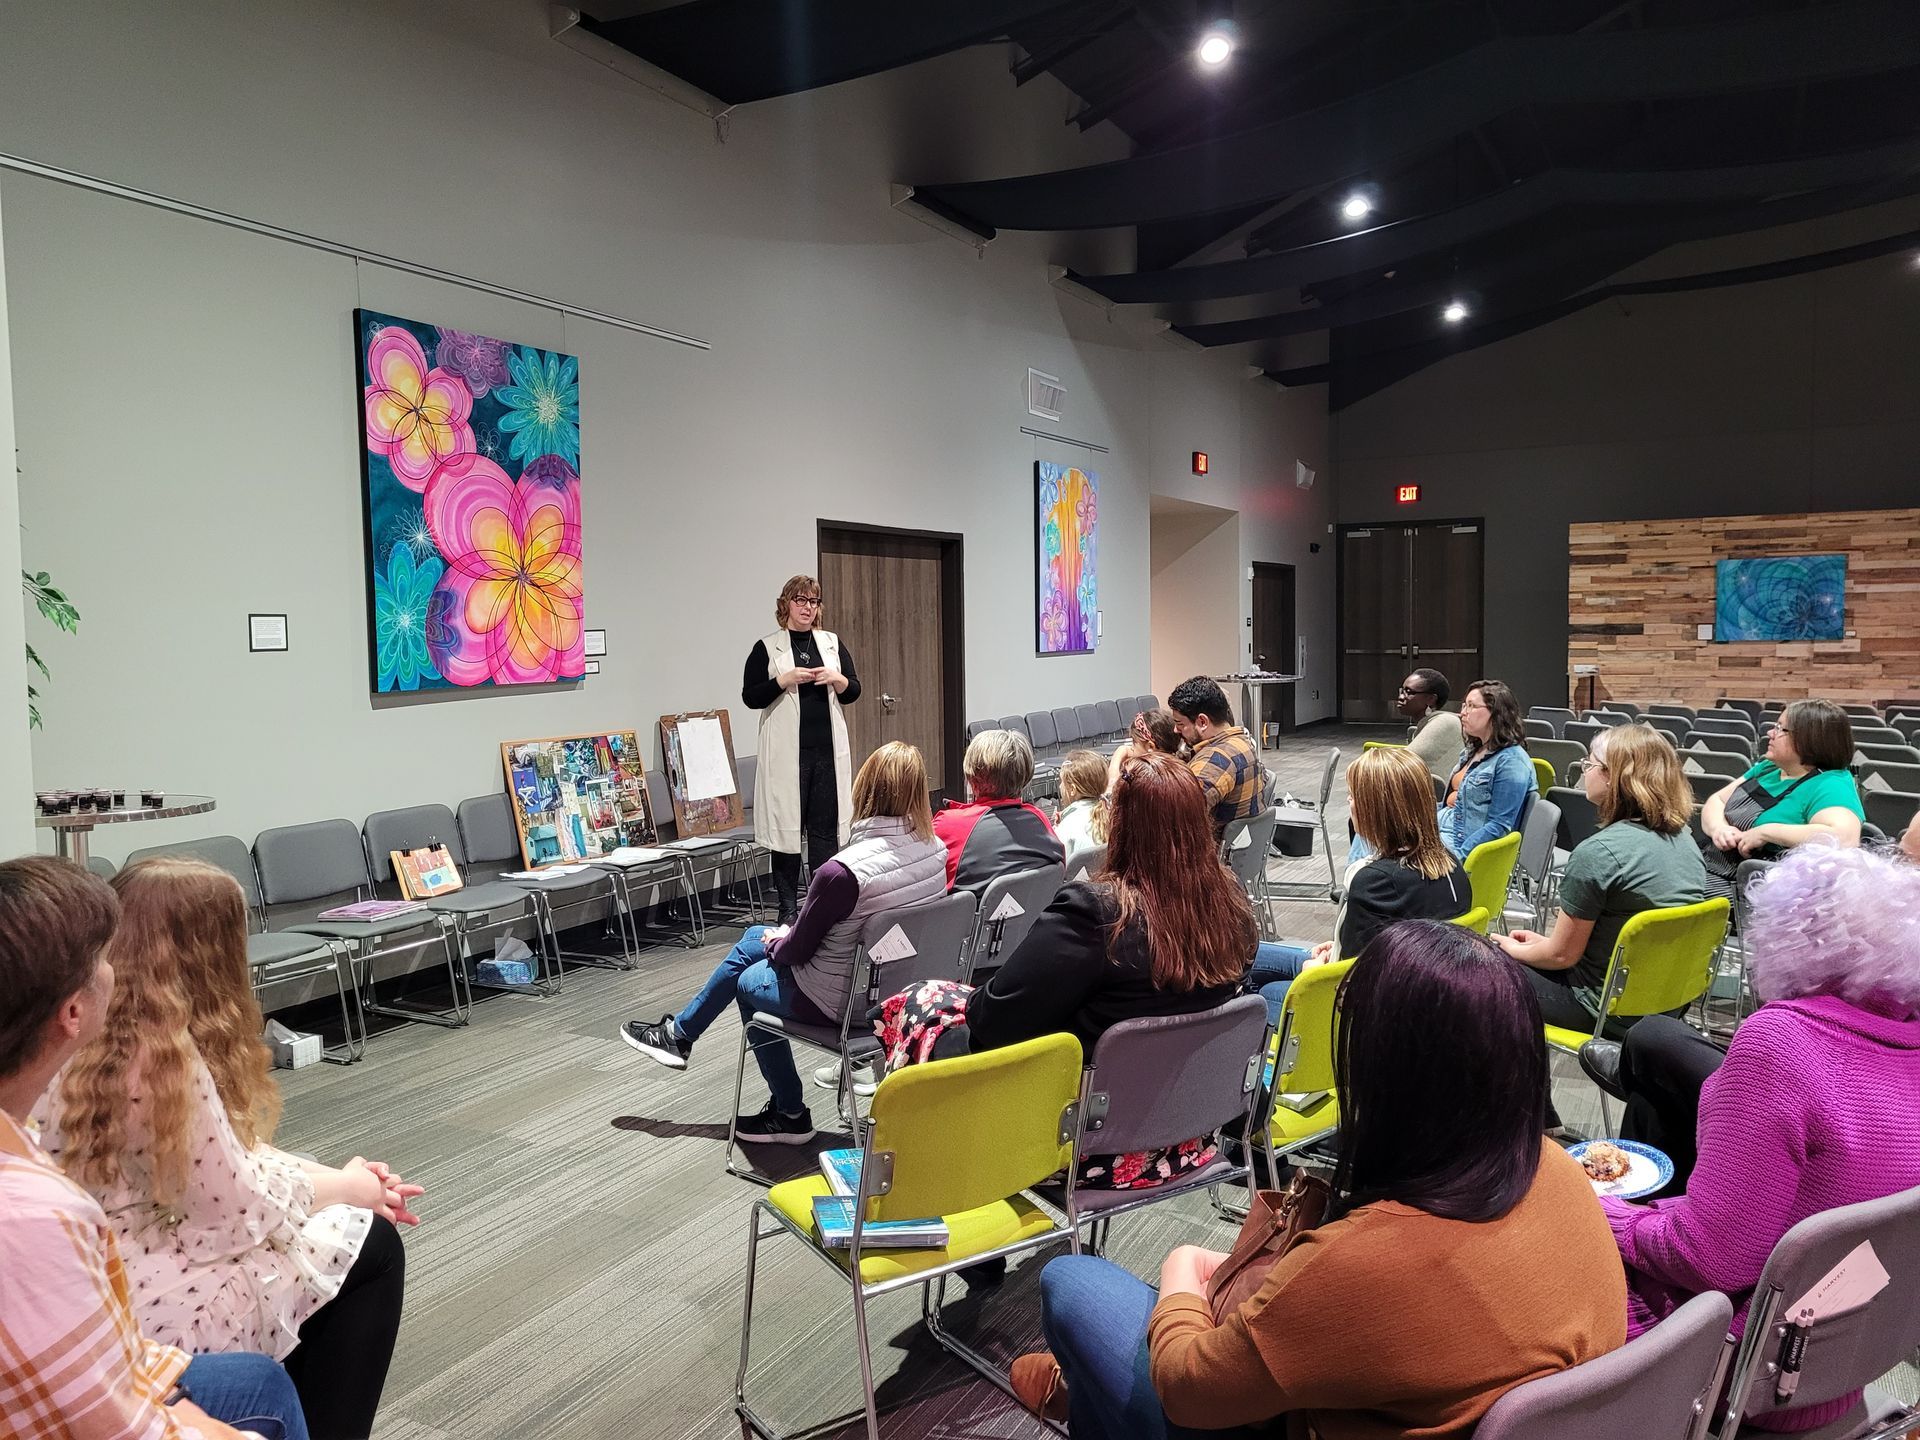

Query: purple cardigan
1602;993;1920;1431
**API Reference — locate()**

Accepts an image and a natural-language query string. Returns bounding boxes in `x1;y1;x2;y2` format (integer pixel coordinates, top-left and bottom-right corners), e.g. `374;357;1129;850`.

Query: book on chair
818;1148;863;1197
810;1196;949;1250
391;845;464;900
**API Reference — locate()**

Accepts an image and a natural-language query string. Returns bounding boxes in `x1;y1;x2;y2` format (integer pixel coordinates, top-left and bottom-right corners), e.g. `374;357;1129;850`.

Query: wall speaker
1295;460;1316;489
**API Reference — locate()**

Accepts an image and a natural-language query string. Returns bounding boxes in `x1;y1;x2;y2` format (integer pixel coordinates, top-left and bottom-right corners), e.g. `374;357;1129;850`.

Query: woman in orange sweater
1021;921;1626;1440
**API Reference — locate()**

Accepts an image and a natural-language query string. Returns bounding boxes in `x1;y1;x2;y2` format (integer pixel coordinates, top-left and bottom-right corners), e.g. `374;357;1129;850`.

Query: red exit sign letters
1396;484;1421;504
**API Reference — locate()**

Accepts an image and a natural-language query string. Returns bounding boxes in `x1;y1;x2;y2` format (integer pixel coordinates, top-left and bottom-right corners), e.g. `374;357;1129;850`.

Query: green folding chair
1464;831;1522;933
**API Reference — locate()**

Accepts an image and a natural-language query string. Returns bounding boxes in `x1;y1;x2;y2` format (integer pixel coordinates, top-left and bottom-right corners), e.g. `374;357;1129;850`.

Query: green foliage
23;569;79;729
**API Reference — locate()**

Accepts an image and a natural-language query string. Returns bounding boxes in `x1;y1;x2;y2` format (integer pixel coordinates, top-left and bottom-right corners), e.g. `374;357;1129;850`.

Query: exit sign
1192;451;1209;475
1396;484;1421;504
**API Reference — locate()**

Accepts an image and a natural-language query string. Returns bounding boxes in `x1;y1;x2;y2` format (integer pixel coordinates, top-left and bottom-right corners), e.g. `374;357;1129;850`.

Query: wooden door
818;526;957;798
1340;527;1412;722
1411;522;1484;691
1251;562;1296;736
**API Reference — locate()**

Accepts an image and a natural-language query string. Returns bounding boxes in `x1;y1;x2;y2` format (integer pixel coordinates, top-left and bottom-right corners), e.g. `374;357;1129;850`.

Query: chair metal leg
724;1022;764;1185
922;1270;1065;1432
850;1277;881;1440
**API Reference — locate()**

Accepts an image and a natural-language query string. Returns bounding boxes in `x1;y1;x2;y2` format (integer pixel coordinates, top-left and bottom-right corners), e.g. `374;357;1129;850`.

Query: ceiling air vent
1028;368;1066;423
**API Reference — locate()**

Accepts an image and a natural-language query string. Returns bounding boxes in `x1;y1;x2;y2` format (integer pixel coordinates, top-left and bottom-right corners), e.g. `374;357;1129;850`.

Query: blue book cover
810;1196;949;1250
818;1148;863;1198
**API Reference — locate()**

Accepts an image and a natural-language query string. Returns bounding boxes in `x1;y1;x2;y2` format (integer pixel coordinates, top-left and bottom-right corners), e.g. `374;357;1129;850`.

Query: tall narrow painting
1036;460;1098;655
355;309;584;693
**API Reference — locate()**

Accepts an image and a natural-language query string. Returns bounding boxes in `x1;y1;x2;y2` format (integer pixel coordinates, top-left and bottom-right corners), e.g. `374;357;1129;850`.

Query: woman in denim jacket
1439;680;1534;859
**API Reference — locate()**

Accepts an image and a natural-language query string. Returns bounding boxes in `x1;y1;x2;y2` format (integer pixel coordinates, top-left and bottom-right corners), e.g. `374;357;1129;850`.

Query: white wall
0;189;32;854
1149;501;1240;710
0;0;1333;858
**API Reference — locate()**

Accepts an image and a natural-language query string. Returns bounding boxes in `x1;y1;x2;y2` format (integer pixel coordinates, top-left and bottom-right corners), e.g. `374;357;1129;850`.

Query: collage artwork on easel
500;731;656;867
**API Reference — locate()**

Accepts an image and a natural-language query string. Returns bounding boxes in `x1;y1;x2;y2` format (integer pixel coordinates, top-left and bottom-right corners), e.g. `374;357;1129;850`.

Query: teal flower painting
496;347;580;468
374;544;444;691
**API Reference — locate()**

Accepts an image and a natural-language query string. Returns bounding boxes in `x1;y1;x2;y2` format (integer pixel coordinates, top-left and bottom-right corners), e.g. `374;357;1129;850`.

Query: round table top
34;795;215;830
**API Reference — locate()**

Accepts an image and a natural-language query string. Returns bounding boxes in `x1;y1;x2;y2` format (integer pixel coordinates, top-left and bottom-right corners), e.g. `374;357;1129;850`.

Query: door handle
881;693;898;711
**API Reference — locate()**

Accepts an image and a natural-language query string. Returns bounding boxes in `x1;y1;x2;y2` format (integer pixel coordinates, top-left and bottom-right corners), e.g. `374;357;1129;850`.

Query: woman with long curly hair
33;857;421;1440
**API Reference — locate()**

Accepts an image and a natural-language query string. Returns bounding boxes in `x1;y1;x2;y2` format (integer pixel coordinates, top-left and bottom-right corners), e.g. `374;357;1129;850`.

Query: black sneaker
733;1101;816;1145
621;1016;690;1070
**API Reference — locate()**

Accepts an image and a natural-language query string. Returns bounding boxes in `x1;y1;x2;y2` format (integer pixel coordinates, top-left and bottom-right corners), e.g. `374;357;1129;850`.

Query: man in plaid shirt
0;858;306;1440
1168;677;1267;839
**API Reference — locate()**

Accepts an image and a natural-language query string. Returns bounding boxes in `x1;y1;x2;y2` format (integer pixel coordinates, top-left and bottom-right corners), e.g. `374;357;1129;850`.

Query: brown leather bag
1206;1169;1334;1323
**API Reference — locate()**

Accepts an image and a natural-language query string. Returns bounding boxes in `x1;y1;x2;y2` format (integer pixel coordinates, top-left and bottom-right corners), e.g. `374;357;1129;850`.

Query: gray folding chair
1024;709;1061;758
726;889;980;1184
126;835;359;1062
1525;718;1556;741
1649;703;1699;724
1859;760;1920;795
1644;715;1691;749
968;864;1064;974
1683;748;1751;780
364;804;547;1001
1474;1291;1732;1440
1064;843;1107;884
455;792;633;971
1549;786;1601;856
1135;693;1160;716
1528;737;1587;784
1565;720;1608;749
1849;725;1906;745
85;855;118;878
1856;742;1920;767
1687;731;1755;757
1530;706;1578;738
1051;706;1084;749
1074;702;1106;742
1506;797;1562;931
1695;713;1757;739
1583;710;1632;728
1095;699;1125;740
1604;702;1642;718
1689;772;1732;814
1221;808;1282;940
1720;698;1767;722
963;718;997;743
1720;1184;1920;1440
1864;790;1919;839
1841;704;1883;719
1037;995;1270;1253
255;819;464;1035
1267;747;1344;903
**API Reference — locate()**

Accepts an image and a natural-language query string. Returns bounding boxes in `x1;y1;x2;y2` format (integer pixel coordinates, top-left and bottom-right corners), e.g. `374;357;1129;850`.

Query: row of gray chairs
968;694;1160;762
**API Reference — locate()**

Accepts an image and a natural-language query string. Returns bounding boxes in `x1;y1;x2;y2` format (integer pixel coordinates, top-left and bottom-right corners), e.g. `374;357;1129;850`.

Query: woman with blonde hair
1245;746;1470;1021
1497;722;1705;1035
622;741;948;1145
34;857;420;1440
1052;749;1111;857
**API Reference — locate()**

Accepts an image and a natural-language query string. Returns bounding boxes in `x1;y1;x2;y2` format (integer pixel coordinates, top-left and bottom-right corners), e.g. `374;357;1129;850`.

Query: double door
1340;521;1484;723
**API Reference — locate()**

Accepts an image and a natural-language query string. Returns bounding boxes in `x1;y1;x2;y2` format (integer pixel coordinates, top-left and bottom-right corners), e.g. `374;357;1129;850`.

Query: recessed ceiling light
1442;300;1469;323
1340;193;1374;222
1197;30;1232;65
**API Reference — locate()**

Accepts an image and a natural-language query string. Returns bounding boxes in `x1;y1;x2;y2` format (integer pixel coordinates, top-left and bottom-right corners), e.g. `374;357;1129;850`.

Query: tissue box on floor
264;1019;322;1069
475;936;536;987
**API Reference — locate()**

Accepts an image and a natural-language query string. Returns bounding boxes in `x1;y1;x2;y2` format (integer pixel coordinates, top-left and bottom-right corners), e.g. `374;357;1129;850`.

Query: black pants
282;1214;406;1440
1618;1014;1726;1193
769;747;840;919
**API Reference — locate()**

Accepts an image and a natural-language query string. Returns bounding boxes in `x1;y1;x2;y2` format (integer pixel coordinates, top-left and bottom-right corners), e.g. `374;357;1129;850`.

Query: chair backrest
1051;706;1083;745
1856;741;1920;766
124;834;264;915
1720;698;1766;721
1529;706;1577;738
736;753;758;812
1273;958;1354;1094
1685;731;1752;756
456;792;523;866
1136;693;1160;715
1518;798;1561;889
856;889;981;1011
1643;715;1690;748
253;820;373;906
1077;994;1269;1159
1859;759;1920;794
1024;709;1059;751
85;855;118;879
1602;701;1641;718
363;803;466;883
1221;808;1280;888
1531;757;1555;795
864;1032;1082;1222
1596;899;1731;1021
1316;746;1341;807
1647;703;1698;723
1694;712;1756;737
1687;772;1728;812
1524;717;1555;741
1063;844;1107;883
1731;856;1774;941
1074;702;1106;741
1451;906;1491;935
1583;710;1631;728
1564;720;1607;748
1840;704;1882;719
1526;737;1587;780
1895;717;1920;746
1724;1183;1920;1429
1848;725;1905;745
995;715;1032;745
1472;1290;1733;1440
964;718;997;743
1549;786;1601;850
1681;748;1749;779
1463;831;1523;920
1864;789;1920;839
646;770;677;840
969;865;1063;967
1094;699;1124;737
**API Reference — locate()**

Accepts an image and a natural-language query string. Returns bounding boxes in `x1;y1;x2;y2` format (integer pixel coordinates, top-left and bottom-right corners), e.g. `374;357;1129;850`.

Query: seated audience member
1399;668;1463;782
1130;707;1185;756
1051;749;1109;859
1246;746;1469;1021
622;741;947;1144
1699;698;1863;899
875;751;1253;1190
0;857;309;1440
1588;845;1920;1433
932;728;1062;891
35;860;416;1440
1496;723;1706;1036
1167;677;1265;840
1437;679;1534;859
1015;921;1625;1439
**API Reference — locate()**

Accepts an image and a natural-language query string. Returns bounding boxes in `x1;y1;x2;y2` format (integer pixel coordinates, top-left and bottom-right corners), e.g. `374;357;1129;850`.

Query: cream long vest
753;626;855;855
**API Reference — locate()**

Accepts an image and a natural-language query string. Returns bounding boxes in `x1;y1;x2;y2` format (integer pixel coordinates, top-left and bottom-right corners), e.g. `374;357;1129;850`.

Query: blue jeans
180;1353;308;1440
674;926;826;1115
1040;1255;1271;1440
1248;942;1312;1025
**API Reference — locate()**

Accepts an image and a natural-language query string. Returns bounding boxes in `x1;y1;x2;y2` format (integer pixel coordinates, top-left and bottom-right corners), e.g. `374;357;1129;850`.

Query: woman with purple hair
1595;844;1920;1432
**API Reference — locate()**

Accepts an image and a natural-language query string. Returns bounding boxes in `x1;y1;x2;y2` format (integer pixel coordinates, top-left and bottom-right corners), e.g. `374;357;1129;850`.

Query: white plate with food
1567;1139;1673;1200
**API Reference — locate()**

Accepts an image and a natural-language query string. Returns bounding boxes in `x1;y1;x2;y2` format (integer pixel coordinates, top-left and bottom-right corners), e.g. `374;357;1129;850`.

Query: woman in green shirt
1700;698;1863;897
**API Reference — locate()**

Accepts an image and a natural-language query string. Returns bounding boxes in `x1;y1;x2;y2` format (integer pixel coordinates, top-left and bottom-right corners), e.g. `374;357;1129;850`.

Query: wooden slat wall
1567;509;1920;708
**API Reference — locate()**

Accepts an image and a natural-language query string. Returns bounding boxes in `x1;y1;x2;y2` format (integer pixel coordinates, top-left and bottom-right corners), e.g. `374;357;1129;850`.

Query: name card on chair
867;924;917;964
990;893;1027;922
1792;1241;1889;1322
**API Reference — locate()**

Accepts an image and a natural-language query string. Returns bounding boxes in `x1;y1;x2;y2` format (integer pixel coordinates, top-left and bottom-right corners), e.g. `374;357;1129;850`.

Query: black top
966;880;1249;1057
1337;856;1472;958
741;631;860;753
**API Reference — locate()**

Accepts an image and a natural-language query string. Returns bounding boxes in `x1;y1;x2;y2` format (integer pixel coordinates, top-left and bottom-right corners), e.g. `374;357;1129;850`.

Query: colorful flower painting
1037;460;1097;655
356;310;585;693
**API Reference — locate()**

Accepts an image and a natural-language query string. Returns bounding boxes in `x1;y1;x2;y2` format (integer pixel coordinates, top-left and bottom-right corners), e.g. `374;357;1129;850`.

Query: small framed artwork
249;614;290;652
583;629;607;657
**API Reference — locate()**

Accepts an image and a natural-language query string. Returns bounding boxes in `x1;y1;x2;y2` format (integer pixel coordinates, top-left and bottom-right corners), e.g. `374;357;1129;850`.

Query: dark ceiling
579;0;1920;407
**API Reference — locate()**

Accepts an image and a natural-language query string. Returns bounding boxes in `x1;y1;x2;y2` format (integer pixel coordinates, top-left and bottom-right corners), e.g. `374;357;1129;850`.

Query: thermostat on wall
1696;623;1714;641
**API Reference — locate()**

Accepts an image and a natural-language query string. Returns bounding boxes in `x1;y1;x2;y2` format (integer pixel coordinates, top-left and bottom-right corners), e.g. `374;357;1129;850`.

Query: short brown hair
1347;748;1453;879
852;741;934;842
774;574;823;628
1131;708;1183;754
1779;698;1855;772
0;857;119;1078
964;729;1035;801
1592;724;1692;835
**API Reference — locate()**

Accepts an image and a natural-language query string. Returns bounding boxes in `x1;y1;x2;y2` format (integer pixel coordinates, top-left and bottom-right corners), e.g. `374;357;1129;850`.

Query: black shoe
734;1101;816;1145
621;1016;690;1070
1578;1039;1627;1102
960;1256;1008;1288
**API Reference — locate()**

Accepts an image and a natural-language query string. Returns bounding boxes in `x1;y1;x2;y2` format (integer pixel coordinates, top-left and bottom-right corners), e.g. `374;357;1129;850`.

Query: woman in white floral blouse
34;857;422;1440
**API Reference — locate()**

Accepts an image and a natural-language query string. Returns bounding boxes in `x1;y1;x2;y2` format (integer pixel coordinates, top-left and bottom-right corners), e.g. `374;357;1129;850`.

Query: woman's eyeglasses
791;595;823;607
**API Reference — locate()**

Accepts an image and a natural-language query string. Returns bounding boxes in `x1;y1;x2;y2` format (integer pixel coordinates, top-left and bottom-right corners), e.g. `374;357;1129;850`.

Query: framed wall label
249;614;289;652
583;629;607;657
583;659;601;675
